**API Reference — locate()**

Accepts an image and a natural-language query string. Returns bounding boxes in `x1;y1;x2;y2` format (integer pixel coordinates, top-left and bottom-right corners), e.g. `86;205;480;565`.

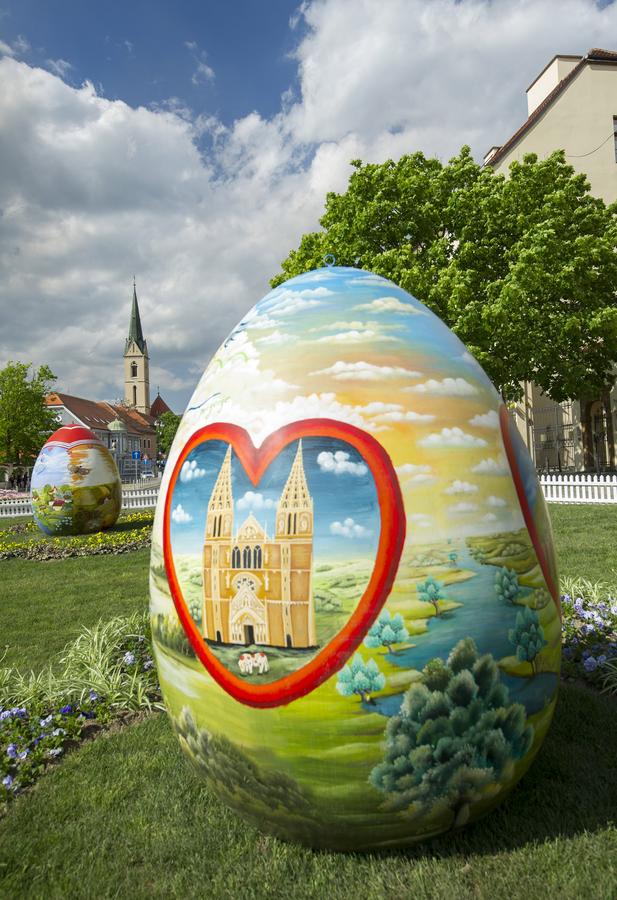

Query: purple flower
39;714;53;727
60;704;73;715
47;747;63;758
89;690;99;701
12;708;27;719
143;659;154;671
583;656;598;672
52;728;66;737
6;743;17;759
582;649;591;660
123;652;136;666
0;711;11;721
563;647;575;660
18;749;29;761
598;655;608;666
2;775;13;788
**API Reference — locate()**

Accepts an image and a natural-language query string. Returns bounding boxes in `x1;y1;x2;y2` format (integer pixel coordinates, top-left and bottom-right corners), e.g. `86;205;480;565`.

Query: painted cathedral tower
123;280;150;414
202;441;315;649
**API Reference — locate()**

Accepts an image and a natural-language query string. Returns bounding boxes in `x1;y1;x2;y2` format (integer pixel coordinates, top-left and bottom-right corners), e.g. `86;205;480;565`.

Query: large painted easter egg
151;267;560;850
31;423;122;535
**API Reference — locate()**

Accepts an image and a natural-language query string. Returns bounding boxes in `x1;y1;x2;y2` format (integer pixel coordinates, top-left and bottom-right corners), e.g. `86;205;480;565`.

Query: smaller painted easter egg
31;423;122;535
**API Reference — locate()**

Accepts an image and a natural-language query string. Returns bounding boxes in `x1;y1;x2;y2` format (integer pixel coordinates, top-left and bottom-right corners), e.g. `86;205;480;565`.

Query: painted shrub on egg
31;423;122;535
151;267;560;850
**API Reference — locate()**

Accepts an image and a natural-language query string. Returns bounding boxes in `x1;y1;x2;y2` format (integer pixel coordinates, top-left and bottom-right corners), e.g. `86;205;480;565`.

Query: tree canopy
0;361;58;466
272;148;617;402
155;411;181;456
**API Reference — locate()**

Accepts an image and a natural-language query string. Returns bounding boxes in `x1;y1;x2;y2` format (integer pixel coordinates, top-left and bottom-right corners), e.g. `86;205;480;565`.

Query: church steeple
276;440;313;537
206;446;234;539
125;278;147;355
123;279;150;414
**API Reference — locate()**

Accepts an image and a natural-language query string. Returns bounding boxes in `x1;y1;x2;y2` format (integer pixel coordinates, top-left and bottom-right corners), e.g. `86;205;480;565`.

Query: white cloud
396;463;432;476
419;428;487;448
330;517;372;538
469;409;500;428
180;459;206;482
46;59;72;79
408;512;432;528
317;450;368;476
316;328;399;344
486;495;508;507
407;378;478;396
483;512;498;523
373;408;435;424
310;360;421;381
448;502;479;515
444;480;479;495
353;295;425;314
171;503;193;524
255;329;293;346
3;0;617;412
471;454;510;476
236;491;275;511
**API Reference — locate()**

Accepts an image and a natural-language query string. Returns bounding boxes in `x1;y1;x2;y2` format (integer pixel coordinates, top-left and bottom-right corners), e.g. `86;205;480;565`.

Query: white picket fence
2;474;617;518
539;474;617;504
0;486;160;519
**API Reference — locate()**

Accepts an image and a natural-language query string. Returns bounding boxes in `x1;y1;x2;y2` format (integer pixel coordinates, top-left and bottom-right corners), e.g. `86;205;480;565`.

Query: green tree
0;362;57;465
508;607;547;674
272;149;617;402
155;411;181;456
448;551;458;567
369;638;534;828
494;567;521;605
364;608;409;651
336;654;386;703
417;575;446;616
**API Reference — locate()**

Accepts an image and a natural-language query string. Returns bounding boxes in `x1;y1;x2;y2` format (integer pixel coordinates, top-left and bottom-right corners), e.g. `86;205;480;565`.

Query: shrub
560;577;617;693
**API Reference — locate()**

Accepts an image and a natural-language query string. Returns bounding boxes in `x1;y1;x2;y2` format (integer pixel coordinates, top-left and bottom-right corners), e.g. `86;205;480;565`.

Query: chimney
526;54;582;116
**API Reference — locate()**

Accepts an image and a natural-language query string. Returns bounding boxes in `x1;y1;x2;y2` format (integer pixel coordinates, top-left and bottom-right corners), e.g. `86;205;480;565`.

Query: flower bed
0;511;153;560
560;577;617;693
1;612;160;803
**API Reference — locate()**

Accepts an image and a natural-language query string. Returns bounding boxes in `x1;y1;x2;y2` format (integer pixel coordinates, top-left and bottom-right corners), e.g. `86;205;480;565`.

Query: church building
202;441;316;649
45;282;172;470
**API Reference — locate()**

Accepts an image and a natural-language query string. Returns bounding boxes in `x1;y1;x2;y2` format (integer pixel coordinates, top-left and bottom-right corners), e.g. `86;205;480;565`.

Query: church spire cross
126;279;146;354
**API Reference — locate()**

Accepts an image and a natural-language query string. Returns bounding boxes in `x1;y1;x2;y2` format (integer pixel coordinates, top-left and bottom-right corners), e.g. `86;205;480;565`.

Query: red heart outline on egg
499;404;559;608
163;419;406;708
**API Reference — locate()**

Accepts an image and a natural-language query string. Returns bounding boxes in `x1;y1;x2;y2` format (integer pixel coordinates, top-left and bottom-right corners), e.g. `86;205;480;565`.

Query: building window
614;117;617;163
131;362;138;377
243;546;252;568
232;547;241;568
132;385;137;406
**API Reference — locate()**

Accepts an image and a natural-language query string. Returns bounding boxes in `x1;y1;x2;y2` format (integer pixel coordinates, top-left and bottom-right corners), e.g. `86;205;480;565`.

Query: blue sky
0;0;302;125
169;436;380;560
1;1;615;412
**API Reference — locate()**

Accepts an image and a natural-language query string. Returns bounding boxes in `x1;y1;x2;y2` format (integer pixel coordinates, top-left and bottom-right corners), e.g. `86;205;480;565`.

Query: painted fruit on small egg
31;423;122;535
151;267;560;850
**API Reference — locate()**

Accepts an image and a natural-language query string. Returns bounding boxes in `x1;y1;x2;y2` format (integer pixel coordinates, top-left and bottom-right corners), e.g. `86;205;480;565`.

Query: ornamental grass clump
560;577;617;694
0;612;162;803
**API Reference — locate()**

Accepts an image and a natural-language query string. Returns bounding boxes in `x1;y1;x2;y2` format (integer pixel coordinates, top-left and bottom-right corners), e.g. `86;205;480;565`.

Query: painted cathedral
202;441;316;649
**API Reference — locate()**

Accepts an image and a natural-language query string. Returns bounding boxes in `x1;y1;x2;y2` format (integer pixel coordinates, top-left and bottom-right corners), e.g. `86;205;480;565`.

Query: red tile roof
150;393;173;418
486;49;617;168
46;392;156;435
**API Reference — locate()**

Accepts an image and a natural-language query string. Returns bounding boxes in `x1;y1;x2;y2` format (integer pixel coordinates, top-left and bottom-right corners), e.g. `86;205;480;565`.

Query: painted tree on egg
508;607;547;674
364;609;409;652
336;654;386;704
495;568;521;606
417;575;446;616
370;638;534;829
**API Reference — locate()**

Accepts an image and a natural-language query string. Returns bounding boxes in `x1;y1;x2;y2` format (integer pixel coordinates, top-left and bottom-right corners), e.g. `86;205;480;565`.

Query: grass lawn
548;503;617;583
0;685;615;899
0;504;616;897
0;547;150;673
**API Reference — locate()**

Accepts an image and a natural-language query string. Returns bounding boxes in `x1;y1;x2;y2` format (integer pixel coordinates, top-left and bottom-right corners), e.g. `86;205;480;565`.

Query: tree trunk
603;389;616;471
579;399;595;471
432;600;441;616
